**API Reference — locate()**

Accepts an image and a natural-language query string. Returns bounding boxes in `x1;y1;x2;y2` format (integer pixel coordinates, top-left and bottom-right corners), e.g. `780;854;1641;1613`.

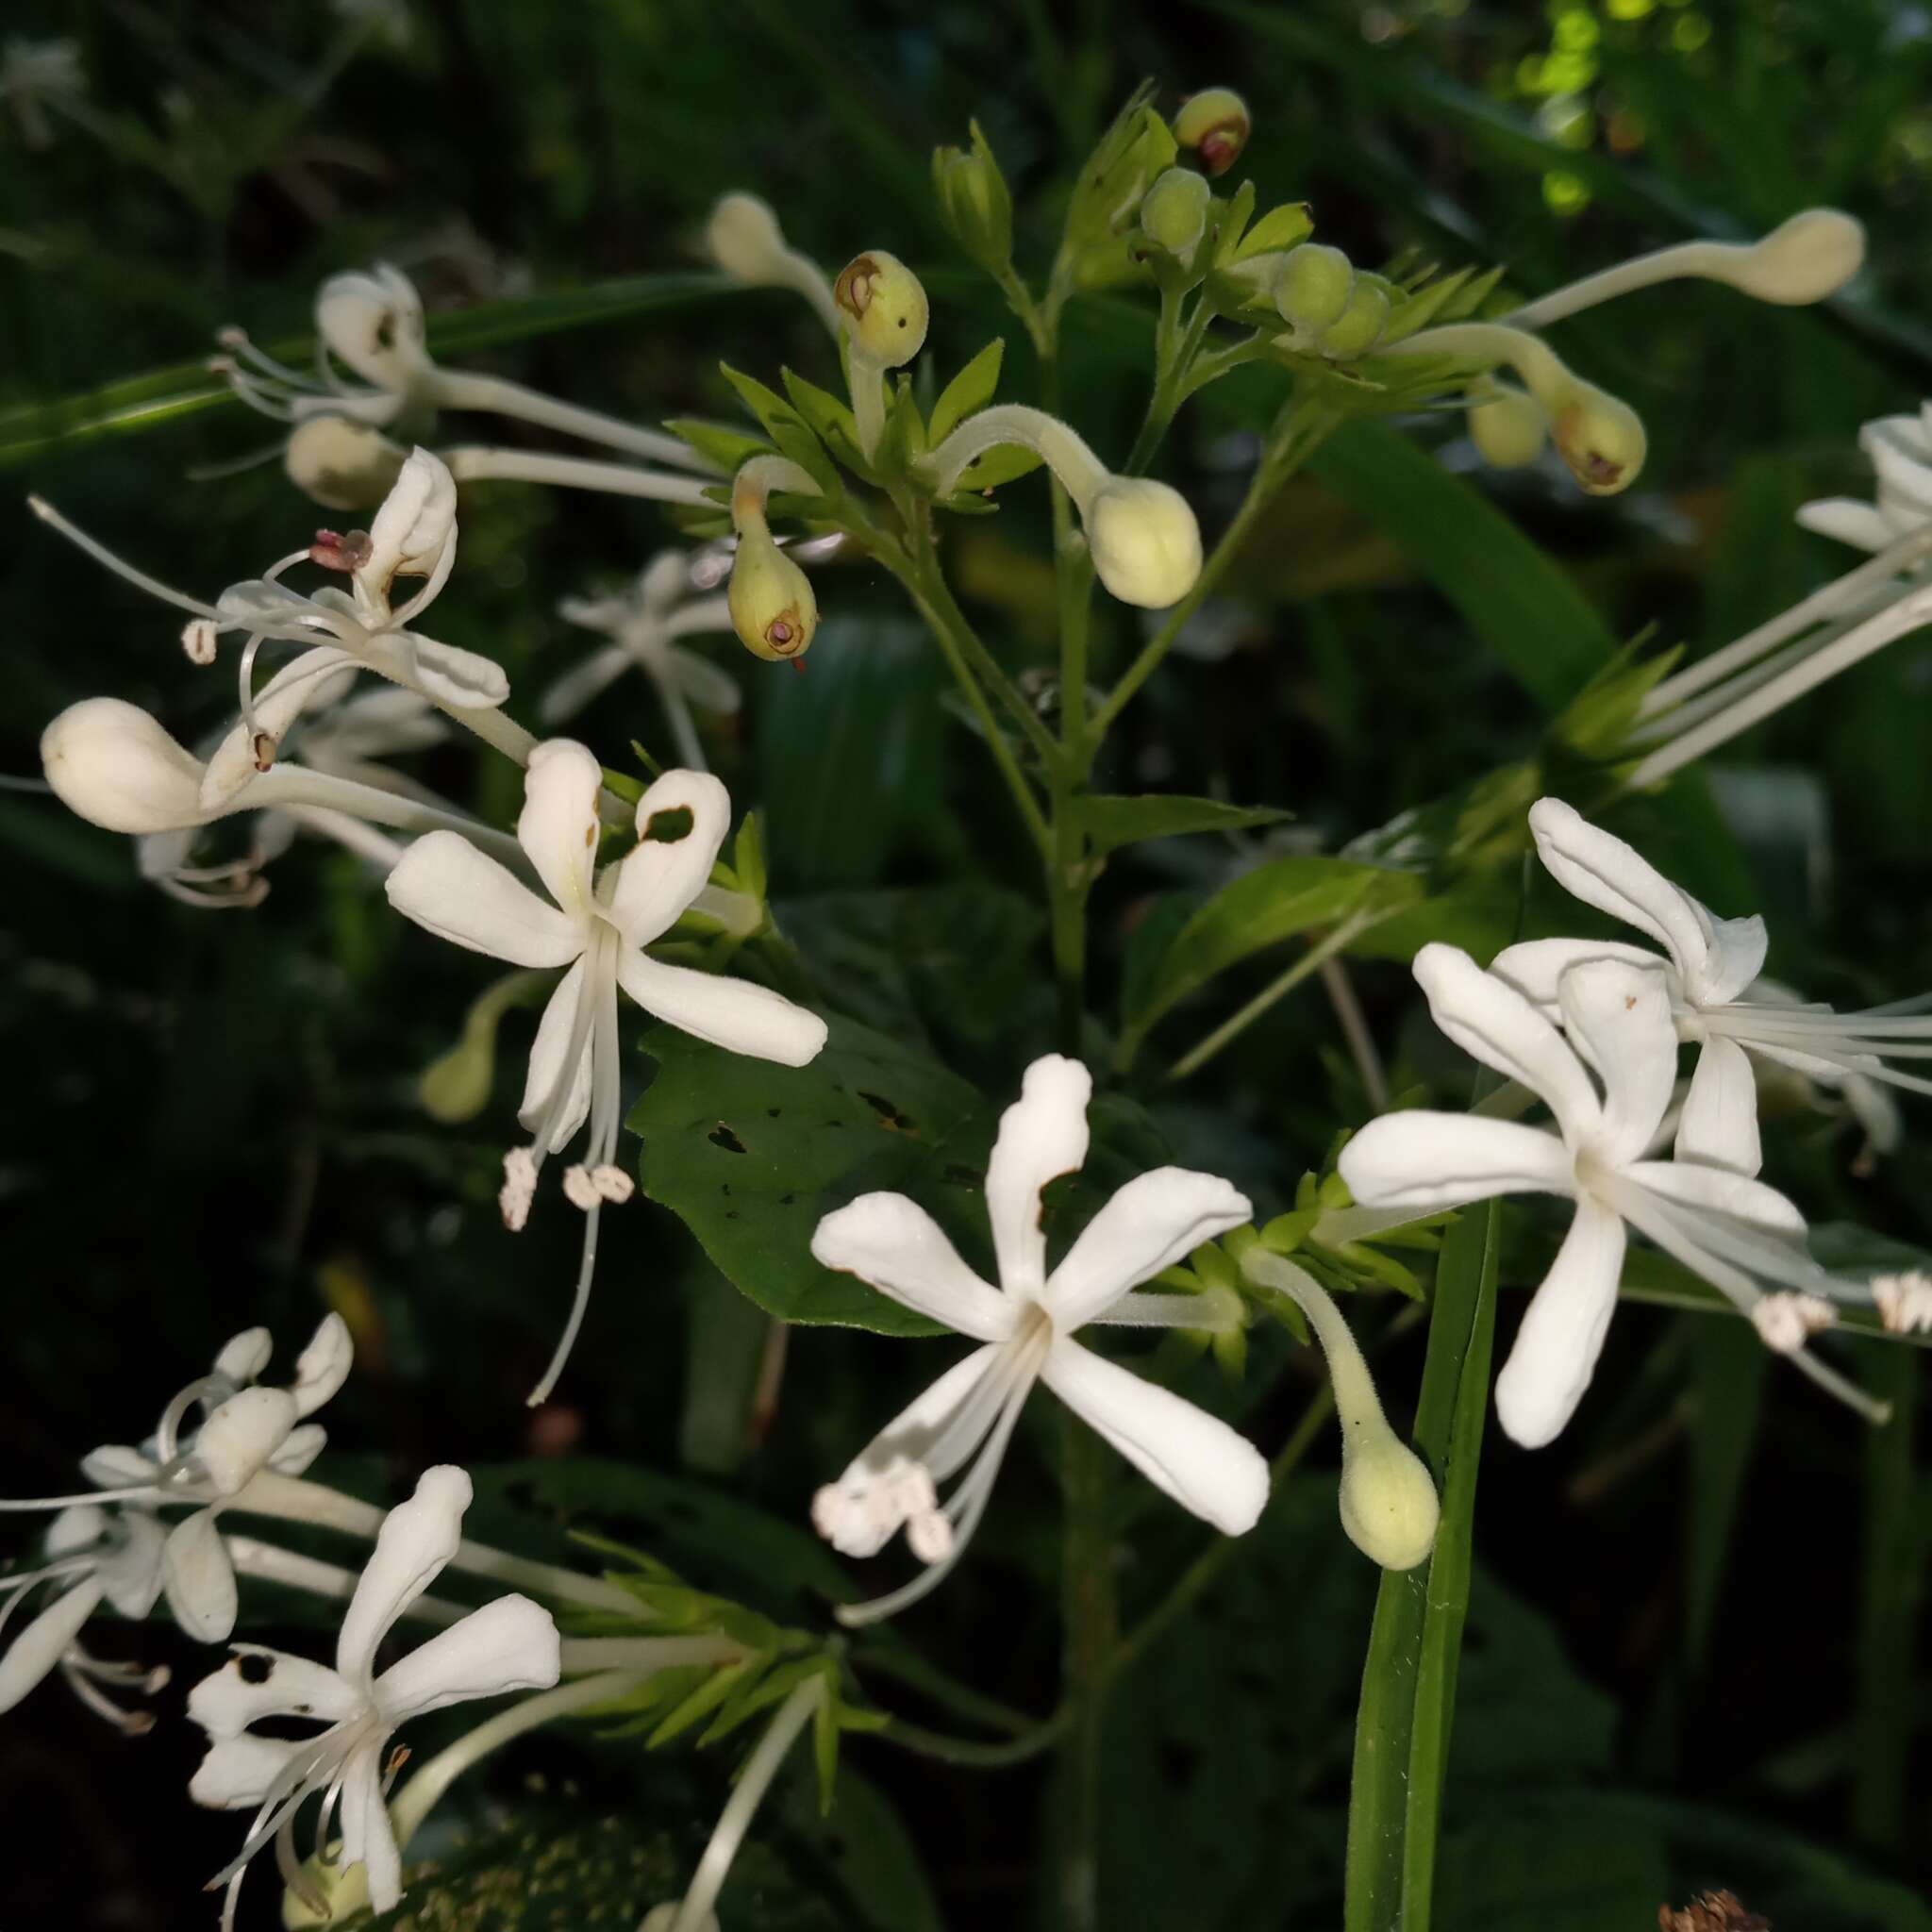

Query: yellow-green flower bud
933;123;1013;275
1274;242;1355;333
1553;385;1647;496
1468;386;1548;469
283;413;408;512
833;251;929;368
1086;476;1204;609
1317;279;1391;359
727;524;816;662
1140;166;1211;258
1173;88;1251;176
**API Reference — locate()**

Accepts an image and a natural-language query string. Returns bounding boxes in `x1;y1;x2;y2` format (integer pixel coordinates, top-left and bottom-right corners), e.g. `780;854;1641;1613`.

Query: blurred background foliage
3;1;1931;1926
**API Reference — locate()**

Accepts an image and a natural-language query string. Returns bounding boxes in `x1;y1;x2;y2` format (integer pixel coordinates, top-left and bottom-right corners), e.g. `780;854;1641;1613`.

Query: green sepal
928;339;1005;446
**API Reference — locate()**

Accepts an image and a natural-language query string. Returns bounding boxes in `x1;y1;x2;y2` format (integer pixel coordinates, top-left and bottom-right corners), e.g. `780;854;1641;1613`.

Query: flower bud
1140;166;1211;258
728;524;817;661
1318;279;1391;359
705;192;791;284
1468;386;1548;469
1726;207;1865;304
1085;477;1203;608
315;265;428;391
834;250;929;367
42;698;208;834
1173;88;1250;175
284;414;407;512
933;123;1013;275
1274;242;1355;333
1068;96;1176;245
1553;384;1647;495
1338;1426;1441;1574
364;446;458;587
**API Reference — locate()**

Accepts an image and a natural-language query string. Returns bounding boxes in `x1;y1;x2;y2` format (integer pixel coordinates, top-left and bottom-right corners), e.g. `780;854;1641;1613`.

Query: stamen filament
26;497;222;620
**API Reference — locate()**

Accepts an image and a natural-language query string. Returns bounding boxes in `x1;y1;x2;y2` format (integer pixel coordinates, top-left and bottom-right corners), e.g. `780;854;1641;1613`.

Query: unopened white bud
834;250;929;368
1085;476;1203;608
315;265;428;391
1551;383;1647;496
42;698;208;834
364;446;457;587
1725;208;1865;304
705;192;791;284
285;413;408;512
1337;1427;1441;1574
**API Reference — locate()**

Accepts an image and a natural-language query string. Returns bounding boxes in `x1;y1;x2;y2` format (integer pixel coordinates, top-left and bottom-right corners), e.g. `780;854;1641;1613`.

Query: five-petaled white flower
385;741;827;1401
1492;799;1927;1178
187;1465;559;1932
1797;406;1932;555
810;1055;1269;1624
542;553;739;760
1337;944;1874;1448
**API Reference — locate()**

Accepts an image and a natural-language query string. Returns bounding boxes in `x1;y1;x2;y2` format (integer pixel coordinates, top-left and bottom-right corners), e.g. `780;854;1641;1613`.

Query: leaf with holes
627;1015;983;1335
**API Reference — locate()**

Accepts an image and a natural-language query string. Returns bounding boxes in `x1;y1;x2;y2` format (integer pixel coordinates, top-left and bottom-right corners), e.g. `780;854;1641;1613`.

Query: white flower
0;1505;167;1729
188;1465;560;1931
542;554;739;760
1337;944;1875;1448
810;1055;1268;1623
1872;1270;1932;1336
384;743;826;1401
1493;800;1928;1176
1797;407;1932;555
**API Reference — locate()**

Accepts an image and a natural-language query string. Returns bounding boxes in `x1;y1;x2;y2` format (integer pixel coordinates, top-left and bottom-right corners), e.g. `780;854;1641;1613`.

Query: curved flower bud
705;192;841;337
1173;87;1250;175
1468;383;1549;469
284;414;408;512
1242;1249;1439;1571
1274;242;1355;334
835;250;930;459
1388;322;1646;495
316;265;430;392
726;457;821;660
42;698;208;834
1141;166;1211;258
919;404;1202;608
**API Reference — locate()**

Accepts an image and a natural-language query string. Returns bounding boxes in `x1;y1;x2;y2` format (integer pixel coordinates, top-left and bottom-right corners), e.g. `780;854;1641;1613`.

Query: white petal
1624;1160;1807;1235
163;1510;239;1641
606;768;734;945
291;1312;354;1418
1412;943;1601;1143
213;1328;274;1385
617;952;826;1066
385;832;585;968
1556;958;1678;1163
0;1580;101;1715
401;633;509;710
1526;799;1723;993
518;958;593;1150
97;1512;168;1619
1794;498;1896;552
375;1593;560;1724
336;1466;471;1684
189;1733;302;1809
1489;936;1668;1013
200;647;355;811
80;1443;158;1489
985;1056;1092;1294
810;1194;1016;1341
1043;1168;1251;1332
838;1343;1008;1494
1699;914;1770;1008
366;447;457;585
268;1424;328;1476
193;1387;297;1495
337;1735;405;1913
1494;1196;1627;1448
1042;1339;1268;1534
1339;1112;1574;1212
1676;1035;1762;1174
188;1647;364;1737
45;1506;106;1560
516;740;605;925
666;642;742;715
540;644;630;724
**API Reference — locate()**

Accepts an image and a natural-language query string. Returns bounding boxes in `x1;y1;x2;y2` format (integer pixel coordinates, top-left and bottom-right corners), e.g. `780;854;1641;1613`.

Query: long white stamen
442;446;715;505
662;1677;825;1932
59;1657;157;1733
425;370;719;474
0;1483;165;1511
26;497;222;619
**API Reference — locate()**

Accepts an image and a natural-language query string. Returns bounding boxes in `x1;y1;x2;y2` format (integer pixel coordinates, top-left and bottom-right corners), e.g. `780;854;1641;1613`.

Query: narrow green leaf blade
1079;792;1290;858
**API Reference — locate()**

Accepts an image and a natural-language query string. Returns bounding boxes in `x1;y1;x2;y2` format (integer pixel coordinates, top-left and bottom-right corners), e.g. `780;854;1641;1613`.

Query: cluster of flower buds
932;120;1013;279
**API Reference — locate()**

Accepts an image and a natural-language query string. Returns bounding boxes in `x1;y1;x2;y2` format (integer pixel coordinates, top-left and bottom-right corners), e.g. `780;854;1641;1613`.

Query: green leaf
1307;418;1618;712
627;1013;982;1336
934;441;1047;502
927;338;1005;445
1079;792;1290;858
1122;856;1424;1059
1234;200;1314;261
1344;1197;1499;1932
665;415;772;471
718;361;841;493
780;366;864;465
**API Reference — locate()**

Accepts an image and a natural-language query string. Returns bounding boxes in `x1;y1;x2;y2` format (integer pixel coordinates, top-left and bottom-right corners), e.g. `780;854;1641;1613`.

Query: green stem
1055;1409;1116;1932
856;1645;1039;1738
879;1708;1073;1770
1090;399;1340;742
1852;1341;1923;1847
